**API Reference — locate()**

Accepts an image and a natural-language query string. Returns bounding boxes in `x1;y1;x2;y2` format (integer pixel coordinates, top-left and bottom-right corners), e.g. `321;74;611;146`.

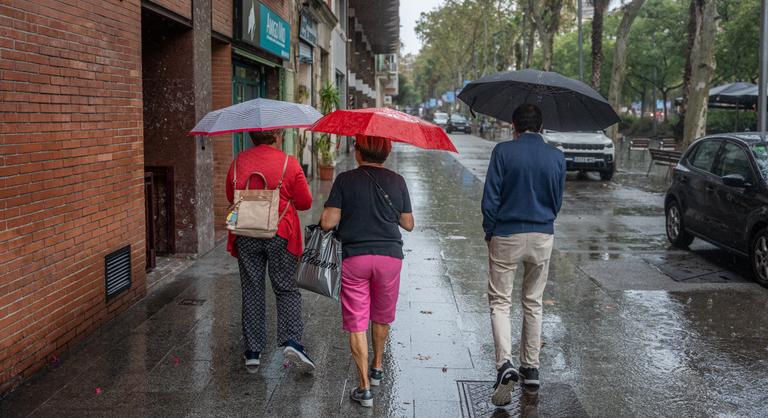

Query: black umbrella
458;69;620;131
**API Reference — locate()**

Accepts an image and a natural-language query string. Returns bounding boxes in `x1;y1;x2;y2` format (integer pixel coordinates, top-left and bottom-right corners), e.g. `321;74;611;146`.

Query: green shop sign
238;1;290;60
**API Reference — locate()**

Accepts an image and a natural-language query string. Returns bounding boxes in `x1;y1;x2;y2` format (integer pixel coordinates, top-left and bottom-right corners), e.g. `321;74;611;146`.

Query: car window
451;115;467;122
688;140;721;173
752;143;768;181
715;143;753;181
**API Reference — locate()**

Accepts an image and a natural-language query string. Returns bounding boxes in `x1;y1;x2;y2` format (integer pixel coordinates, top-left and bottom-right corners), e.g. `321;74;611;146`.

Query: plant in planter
295;129;310;176
315;84;340;181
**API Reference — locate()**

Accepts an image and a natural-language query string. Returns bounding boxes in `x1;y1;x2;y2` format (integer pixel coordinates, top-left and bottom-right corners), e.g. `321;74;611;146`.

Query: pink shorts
341;255;403;333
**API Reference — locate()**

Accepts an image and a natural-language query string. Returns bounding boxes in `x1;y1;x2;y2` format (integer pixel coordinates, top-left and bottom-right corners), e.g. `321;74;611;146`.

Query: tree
716;0;760;83
607;0;646;141
394;74;420;108
591;0;611;90
683;0;718;146
626;0;688;122
531;0;566;71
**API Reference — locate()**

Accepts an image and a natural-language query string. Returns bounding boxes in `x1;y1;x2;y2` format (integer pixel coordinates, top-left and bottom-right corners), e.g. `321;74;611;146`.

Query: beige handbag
227;155;290;239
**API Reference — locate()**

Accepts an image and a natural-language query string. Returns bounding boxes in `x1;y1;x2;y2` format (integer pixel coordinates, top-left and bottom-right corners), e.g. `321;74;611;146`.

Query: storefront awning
349;0;399;54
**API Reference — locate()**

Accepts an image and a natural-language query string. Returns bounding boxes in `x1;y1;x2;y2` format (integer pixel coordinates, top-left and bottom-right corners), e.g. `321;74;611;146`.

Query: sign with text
299;12;318;46
237;1;290;60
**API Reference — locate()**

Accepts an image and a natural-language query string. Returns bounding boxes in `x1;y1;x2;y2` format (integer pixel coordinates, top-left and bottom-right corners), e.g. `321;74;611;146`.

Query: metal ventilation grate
105;245;131;300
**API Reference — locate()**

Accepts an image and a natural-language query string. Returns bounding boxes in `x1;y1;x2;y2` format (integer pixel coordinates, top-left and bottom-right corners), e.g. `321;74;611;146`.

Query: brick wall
211;42;232;228
148;0;191;19
212;0;232;38
0;0;146;393
263;0;290;21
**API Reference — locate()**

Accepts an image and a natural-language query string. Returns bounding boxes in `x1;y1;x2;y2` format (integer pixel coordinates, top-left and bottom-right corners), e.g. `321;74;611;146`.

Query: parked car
433;112;449;129
665;133;768;287
447;114;472;134
543;130;615;181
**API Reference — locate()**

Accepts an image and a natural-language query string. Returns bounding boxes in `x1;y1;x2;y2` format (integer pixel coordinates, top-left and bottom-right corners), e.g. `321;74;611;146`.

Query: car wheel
600;168;614;181
750;228;768;287
665;200;694;248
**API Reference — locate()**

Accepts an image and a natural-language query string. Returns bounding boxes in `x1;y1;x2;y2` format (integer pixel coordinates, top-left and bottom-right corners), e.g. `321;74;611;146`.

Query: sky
400;0;444;56
399;0;627;56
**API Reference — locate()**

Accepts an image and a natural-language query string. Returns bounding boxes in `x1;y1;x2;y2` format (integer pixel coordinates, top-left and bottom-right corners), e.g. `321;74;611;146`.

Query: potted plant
315;84;340;181
295;130;310;176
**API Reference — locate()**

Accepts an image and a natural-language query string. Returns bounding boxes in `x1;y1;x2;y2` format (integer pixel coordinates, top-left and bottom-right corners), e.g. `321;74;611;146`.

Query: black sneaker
491;360;519;406
350;387;373;408
369;367;384;386
282;340;315;374
243;350;260;374
519;367;540;387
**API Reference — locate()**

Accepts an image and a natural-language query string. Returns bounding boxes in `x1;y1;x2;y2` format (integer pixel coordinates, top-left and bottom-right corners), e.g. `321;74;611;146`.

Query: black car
447;114;472;134
665;133;768;286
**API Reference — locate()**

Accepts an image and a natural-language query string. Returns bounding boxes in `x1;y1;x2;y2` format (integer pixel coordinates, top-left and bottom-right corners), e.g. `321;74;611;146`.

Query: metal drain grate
178;299;206;306
457;380;588;418
105;245;131;300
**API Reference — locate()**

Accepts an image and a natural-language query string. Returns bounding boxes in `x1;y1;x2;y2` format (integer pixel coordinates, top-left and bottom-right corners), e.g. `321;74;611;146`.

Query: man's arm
554;155;566;215
481;146;504;240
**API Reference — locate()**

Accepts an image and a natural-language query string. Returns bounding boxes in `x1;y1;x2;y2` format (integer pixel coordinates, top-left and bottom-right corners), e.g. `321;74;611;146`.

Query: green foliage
716;0;760;83
412;0;520;105
394;74;420;107
707;109;758;134
315;84;339;166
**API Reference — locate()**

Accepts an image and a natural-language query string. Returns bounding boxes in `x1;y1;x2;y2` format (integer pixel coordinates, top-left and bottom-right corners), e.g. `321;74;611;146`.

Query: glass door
232;60;267;157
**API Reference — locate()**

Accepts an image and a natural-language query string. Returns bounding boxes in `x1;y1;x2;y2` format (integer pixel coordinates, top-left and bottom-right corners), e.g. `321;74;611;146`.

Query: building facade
0;0;394;394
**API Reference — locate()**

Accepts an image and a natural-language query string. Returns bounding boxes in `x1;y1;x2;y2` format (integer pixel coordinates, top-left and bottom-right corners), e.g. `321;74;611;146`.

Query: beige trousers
488;233;554;369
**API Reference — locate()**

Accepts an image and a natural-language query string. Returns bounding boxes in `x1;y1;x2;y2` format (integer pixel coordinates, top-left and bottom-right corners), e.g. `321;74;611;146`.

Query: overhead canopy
709;82;758;109
674;82;758;109
349;0;399;54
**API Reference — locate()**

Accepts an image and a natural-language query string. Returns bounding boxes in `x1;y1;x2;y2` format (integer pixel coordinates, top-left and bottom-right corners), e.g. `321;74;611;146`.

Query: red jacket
226;145;312;257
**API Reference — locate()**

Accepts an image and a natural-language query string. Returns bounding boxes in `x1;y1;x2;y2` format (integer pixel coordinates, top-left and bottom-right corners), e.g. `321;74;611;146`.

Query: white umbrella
189;98;323;136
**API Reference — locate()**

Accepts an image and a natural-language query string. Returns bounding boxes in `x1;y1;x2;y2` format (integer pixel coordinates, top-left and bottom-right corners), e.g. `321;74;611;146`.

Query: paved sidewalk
3;136;768;417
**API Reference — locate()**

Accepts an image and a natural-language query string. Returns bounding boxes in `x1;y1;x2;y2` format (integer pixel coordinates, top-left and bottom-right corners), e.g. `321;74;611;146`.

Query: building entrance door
233;60;266;157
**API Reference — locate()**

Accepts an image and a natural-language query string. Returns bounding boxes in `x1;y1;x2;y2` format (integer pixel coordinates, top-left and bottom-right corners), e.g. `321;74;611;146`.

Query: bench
627;138;650;160
659;138;678;151
647;148;683;179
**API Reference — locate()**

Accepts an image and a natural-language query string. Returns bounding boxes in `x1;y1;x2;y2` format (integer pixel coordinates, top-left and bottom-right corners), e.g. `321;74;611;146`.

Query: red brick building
0;0;295;394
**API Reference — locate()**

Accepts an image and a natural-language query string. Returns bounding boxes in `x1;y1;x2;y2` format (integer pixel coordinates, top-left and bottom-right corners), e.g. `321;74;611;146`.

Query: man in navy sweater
482;104;566;406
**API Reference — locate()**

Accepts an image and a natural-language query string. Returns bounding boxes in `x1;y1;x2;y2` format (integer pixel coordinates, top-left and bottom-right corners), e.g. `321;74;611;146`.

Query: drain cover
457;381;588;418
178;299;206;306
646;255;749;283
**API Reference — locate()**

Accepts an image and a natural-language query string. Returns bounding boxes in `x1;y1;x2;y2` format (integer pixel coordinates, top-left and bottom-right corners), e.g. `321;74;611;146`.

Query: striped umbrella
189;98;323;136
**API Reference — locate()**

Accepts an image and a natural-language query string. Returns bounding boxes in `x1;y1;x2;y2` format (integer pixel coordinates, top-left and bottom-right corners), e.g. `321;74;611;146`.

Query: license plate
574;156;597;163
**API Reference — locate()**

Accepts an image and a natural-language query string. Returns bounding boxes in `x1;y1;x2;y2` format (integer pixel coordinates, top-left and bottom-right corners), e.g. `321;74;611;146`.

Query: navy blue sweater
482;133;566;238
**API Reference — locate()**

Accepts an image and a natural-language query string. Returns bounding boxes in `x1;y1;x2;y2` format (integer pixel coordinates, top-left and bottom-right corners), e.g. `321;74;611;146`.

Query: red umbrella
309;107;458;153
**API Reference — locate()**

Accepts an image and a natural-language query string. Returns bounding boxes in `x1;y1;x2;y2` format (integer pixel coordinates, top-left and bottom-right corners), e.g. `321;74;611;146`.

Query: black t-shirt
325;166;412;259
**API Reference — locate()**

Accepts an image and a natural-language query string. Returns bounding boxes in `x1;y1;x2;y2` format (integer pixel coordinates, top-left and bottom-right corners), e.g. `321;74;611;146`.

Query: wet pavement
3;134;768;417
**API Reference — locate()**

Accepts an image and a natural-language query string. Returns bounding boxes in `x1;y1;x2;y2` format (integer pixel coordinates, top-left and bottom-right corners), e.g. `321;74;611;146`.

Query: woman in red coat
225;129;314;374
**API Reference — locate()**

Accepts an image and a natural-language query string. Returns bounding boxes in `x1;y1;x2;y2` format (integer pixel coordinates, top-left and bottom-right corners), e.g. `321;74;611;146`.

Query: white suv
543;130;615;181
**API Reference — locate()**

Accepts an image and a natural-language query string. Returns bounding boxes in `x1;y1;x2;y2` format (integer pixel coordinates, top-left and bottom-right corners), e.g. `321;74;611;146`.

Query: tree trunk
662;90;669;122
524;0;536;68
539;30;555;71
675;0;699;138
532;0;563;71
683;0;718;147
607;0;646;142
591;0;610;90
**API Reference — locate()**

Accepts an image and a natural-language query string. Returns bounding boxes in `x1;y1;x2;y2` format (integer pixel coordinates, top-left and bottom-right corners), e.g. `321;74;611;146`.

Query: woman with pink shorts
320;135;414;408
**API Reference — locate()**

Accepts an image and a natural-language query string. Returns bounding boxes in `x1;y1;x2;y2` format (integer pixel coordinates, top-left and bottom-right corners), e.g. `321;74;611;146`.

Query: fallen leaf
419;310;433;315
442;367;448;373
540;341;546;348
543;299;556;306
173;356;180;365
95;387;102;394
415;354;432;361
283;362;290;369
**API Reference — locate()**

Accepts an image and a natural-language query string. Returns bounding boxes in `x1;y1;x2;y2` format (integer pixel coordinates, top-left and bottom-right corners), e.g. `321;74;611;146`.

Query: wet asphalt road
2;134;768;417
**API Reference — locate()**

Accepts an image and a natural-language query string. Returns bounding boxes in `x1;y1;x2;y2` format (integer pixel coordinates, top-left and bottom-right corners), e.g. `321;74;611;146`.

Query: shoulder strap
233;155;238;186
361;167;399;222
276;155;289;190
